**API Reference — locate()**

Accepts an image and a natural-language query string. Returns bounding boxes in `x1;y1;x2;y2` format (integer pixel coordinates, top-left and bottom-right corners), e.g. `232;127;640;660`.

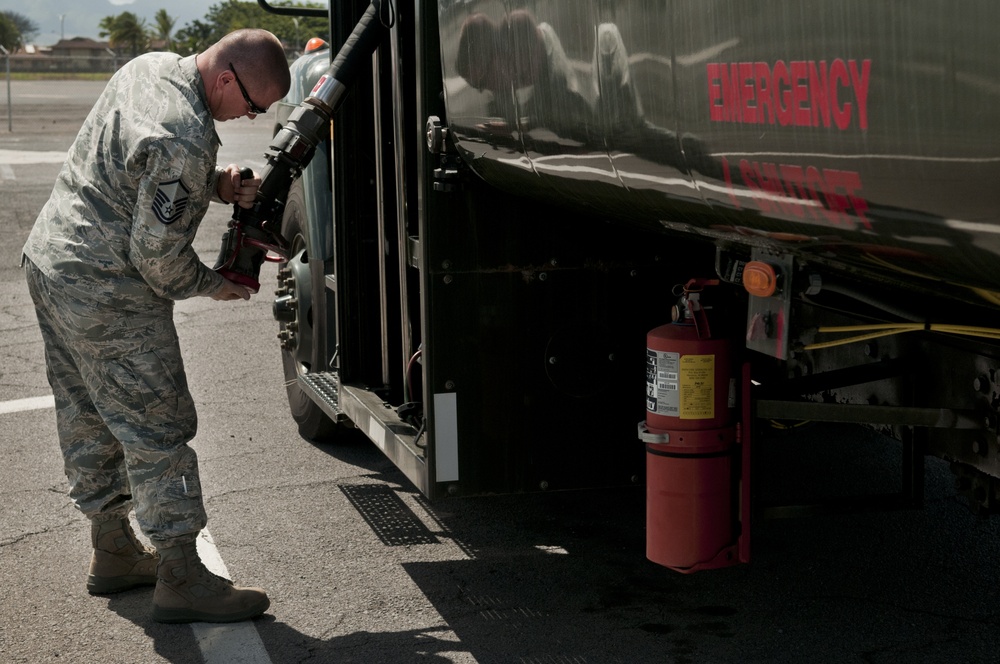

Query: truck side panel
438;0;1000;296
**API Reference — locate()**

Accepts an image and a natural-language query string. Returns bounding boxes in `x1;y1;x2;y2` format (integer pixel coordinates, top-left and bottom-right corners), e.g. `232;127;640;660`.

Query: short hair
216;29;291;98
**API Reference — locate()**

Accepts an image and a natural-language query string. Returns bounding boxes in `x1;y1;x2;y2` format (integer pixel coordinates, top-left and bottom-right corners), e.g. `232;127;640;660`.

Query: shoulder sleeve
130;138;225;299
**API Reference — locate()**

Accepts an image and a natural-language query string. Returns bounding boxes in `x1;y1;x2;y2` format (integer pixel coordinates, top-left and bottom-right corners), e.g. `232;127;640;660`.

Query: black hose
328;0;386;97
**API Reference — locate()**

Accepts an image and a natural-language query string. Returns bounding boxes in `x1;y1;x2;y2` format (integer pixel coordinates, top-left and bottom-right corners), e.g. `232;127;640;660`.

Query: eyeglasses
228;62;268;115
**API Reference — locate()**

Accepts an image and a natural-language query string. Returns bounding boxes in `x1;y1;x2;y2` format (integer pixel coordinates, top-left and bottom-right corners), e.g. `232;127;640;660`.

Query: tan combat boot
151;540;270;623
87;518;159;595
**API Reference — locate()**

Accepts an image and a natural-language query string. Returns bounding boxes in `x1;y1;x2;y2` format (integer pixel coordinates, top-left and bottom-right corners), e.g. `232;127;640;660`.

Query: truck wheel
275;179;344;442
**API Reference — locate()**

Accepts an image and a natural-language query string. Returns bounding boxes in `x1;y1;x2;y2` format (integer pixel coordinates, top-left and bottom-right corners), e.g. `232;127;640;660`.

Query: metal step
300;371;346;423
300;371;430;494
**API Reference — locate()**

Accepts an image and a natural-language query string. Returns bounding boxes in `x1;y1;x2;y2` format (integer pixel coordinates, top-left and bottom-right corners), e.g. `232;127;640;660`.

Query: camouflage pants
25;260;207;546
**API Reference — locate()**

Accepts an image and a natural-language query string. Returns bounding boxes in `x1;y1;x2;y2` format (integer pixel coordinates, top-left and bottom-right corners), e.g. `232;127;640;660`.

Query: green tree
0;14;19;51
153;9;176;51
278;6;329;52
173;19;215;56
99;12;149;57
173;1;327;53
2;11;38;45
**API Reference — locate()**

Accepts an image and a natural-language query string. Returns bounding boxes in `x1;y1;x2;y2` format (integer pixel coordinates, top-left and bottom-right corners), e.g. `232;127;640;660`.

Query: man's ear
213;69;234;93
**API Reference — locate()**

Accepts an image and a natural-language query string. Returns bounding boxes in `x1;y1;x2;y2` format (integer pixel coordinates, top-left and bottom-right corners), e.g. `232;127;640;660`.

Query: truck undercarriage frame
255;0;1000;571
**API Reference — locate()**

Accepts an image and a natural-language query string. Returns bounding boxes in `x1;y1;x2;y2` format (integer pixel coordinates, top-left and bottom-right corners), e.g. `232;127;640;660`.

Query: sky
0;0;213;45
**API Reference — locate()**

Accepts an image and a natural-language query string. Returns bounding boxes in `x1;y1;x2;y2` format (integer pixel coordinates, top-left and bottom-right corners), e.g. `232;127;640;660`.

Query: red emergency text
707;59;871;131
721;157;871;230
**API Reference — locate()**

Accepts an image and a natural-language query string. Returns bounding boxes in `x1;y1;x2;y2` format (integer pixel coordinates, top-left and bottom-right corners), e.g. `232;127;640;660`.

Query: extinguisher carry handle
682;278;722;339
683;277;720;292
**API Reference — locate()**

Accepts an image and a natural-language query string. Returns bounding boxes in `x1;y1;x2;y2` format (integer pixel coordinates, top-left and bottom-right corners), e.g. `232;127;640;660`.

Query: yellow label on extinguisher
679;354;715;419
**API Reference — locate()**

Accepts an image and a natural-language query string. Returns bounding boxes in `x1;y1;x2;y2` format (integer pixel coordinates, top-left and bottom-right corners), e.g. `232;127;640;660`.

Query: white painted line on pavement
0;395;55;415
0;149;67;164
0;395;271;661
193;529;273;664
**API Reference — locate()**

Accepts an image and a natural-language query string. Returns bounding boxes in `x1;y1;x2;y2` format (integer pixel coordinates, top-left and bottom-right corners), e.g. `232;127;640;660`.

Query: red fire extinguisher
639;278;749;572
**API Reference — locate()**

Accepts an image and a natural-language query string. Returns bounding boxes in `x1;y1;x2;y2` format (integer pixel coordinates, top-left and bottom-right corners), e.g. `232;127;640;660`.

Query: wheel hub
273;248;313;369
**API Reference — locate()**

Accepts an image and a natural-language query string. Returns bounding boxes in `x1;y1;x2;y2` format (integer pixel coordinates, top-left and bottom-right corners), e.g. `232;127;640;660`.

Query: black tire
277;179;345;442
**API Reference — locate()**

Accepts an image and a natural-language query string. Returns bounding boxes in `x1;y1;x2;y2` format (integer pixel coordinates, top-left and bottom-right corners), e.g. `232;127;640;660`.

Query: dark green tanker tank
438;0;1000;299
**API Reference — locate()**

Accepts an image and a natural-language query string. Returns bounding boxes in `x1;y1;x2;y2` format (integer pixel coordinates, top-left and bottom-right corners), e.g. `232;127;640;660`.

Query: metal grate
339;484;438;546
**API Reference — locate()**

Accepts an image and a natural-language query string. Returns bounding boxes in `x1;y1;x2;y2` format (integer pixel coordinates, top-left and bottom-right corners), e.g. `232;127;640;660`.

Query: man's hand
217;163;261;208
211;277;255;301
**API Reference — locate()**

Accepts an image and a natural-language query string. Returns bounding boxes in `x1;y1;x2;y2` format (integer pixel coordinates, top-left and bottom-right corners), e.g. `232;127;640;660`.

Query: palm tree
99;12;149;58
153;9;175;51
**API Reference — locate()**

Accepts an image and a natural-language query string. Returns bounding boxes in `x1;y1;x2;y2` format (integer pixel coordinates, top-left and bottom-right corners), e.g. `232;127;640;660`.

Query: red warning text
707;59;871;130
721;157;872;231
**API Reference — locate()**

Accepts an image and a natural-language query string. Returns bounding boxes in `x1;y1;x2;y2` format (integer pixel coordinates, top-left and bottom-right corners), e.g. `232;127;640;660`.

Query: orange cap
743;260;779;297
305;37;328;52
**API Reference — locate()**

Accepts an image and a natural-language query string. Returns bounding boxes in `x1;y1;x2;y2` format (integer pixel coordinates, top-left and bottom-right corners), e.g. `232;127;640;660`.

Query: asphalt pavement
0;79;998;664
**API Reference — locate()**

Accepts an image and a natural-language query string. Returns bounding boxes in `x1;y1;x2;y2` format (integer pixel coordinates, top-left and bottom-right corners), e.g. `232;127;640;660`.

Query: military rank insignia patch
152;179;191;225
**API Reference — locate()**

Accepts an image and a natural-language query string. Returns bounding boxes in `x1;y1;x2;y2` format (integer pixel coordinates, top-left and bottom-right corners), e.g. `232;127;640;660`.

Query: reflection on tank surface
437;1;1000;299
455;10;594;141
449;6;617;203
443;3;712;215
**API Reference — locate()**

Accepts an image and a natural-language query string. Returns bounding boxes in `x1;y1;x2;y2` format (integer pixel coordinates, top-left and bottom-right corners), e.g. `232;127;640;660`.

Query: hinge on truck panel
425;115;465;192
432;155;465;192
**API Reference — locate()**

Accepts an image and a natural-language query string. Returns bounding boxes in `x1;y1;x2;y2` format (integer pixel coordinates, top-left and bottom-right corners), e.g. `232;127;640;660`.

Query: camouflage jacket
22;52;226;312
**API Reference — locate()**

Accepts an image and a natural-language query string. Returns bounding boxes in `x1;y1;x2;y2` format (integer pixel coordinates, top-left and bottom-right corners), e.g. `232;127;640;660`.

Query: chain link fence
4;53;136;75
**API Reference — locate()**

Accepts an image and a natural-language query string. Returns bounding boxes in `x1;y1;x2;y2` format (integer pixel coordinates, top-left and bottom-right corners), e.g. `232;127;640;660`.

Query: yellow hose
803;322;1000;350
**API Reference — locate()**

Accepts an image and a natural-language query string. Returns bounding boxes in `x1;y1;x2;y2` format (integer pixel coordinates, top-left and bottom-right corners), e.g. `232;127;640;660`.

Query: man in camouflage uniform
22;29;290;624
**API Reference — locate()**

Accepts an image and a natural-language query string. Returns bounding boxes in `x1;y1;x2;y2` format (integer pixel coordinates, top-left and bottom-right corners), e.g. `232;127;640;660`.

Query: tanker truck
244;0;1000;571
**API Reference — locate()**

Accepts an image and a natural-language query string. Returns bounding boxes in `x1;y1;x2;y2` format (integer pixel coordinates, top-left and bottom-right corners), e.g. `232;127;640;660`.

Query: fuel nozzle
213;0;389;293
213;168;289;293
